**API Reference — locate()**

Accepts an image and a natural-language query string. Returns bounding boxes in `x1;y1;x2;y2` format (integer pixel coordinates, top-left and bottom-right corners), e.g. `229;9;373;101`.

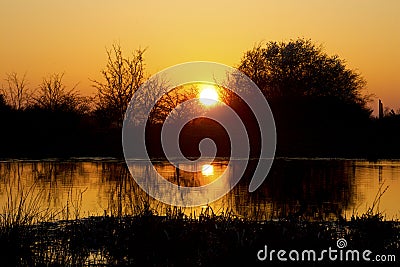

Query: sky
1;0;399;112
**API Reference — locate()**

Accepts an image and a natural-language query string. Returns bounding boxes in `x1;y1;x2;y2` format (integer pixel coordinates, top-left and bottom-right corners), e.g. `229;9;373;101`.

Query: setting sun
199;86;219;106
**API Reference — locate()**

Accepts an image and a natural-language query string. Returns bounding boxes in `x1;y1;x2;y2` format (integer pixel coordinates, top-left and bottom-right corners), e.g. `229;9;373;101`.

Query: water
0;158;399;221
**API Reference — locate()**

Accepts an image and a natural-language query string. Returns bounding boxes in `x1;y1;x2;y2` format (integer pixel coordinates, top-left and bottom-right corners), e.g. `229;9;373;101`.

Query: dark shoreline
1;211;398;266
2;156;400;162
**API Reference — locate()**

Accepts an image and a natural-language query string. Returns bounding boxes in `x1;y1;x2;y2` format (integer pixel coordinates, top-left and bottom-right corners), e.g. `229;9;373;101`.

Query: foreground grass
0;179;398;266
0;205;399;267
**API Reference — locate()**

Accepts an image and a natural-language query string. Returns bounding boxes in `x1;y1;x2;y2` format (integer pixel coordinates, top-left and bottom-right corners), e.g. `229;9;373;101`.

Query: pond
0;158;399;221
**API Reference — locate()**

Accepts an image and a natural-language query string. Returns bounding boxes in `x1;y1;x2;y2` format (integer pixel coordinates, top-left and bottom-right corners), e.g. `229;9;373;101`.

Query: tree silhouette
147;84;199;124
0;93;9;112
238;39;370;109
92;44;145;126
237;39;373;157
1;72;32;110
33;73;89;114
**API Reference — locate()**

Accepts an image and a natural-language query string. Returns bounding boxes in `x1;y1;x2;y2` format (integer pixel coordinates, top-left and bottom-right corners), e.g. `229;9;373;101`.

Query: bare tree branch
91;43;146;126
1;72;32;110
34;73;90;114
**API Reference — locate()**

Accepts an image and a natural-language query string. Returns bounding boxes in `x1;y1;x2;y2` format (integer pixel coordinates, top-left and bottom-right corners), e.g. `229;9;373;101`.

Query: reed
0;180;398;266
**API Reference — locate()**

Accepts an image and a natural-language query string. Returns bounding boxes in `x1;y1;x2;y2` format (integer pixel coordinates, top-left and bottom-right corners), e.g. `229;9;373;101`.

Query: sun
199;86;219;106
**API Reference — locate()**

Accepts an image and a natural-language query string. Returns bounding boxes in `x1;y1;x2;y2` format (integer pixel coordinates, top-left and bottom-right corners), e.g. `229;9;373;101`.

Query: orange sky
1;0;399;112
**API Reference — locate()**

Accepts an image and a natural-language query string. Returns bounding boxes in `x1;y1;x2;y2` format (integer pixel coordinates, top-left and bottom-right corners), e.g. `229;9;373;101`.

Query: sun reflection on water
201;164;214;176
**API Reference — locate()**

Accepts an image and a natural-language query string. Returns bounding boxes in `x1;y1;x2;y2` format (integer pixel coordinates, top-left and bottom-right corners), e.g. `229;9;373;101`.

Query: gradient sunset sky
1;0;399;111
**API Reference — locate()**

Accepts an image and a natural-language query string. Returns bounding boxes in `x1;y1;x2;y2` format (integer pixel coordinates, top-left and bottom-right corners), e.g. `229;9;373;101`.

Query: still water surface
0;158;399;221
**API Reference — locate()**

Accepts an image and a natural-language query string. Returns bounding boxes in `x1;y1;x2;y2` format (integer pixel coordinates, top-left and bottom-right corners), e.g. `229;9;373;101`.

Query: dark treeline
1;39;400;159
0;96;122;158
0;44;139;158
235;39;400;159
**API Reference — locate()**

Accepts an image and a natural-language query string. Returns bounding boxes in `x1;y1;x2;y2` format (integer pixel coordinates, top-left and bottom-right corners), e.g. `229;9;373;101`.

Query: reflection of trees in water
0;161;23;187
31;161;88;209
97;161;156;216
0;161;90;216
0;159;357;220
227;159;356;220
101;161;229;216
102;159;357;221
